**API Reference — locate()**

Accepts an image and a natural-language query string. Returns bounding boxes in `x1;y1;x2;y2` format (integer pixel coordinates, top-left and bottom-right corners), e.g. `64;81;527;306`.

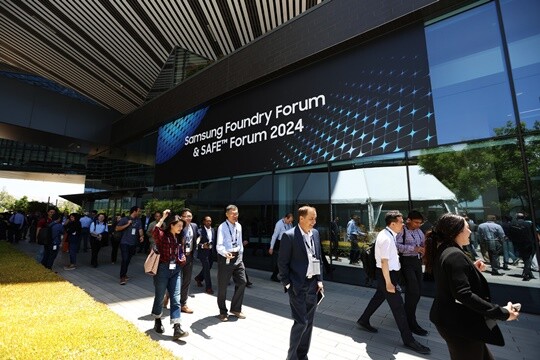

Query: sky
0;171;85;205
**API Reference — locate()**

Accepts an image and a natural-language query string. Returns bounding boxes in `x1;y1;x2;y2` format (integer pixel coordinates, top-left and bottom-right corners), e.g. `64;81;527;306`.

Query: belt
400;254;421;259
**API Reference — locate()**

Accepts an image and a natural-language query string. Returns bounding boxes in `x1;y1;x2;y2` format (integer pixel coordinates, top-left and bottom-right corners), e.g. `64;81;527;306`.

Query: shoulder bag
144;248;160;275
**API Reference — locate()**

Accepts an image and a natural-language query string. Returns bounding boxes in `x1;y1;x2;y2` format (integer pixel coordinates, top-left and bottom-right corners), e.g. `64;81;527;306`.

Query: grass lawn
0;241;178;359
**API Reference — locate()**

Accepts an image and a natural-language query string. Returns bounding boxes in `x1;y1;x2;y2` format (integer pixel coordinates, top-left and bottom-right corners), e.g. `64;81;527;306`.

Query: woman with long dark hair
151;209;188;340
428;213;520;360
63;213;82;270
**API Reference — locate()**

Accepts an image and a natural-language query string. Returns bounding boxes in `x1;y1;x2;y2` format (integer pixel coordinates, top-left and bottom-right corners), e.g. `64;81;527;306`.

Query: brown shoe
230;311;246;319
205;288;214;295
218;314;228;321
181;305;193;314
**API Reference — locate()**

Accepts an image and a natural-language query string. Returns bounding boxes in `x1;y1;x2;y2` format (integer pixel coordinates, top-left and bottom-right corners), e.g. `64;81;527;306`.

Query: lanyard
385;228;395;241
167;233;179;260
303;234;316;257
226;222;238;246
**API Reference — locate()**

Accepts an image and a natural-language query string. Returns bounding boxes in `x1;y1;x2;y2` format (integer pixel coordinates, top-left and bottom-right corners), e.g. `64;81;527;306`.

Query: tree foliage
418;121;540;214
0;189;16;212
142;198;186;215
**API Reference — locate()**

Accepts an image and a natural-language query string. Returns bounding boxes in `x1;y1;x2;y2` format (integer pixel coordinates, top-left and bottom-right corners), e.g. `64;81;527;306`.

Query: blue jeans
151;263;182;324
502;239;517;264
120;244;136;278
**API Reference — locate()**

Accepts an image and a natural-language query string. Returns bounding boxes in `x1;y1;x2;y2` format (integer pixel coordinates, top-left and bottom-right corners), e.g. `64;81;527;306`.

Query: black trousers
217;255;246;314
271;240;280;278
436;325;494;360
358;268;414;344
399;256;423;329
287;277;318;360
90;236;101;267
349;234;360;263
195;251;214;290
180;252;194;306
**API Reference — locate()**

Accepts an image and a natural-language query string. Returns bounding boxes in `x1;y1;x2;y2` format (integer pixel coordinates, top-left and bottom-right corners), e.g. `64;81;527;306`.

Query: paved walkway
15;241;540;360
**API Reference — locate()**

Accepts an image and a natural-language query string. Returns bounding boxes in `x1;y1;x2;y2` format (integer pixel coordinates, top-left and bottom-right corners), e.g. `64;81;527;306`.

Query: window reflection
500;0;540;130
425;2;515;144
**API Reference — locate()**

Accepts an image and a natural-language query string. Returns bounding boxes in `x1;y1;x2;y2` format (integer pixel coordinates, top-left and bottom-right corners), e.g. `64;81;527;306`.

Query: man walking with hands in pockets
279;205;323;360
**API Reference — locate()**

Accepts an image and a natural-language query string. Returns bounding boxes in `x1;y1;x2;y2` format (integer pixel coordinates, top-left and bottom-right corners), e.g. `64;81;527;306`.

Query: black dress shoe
356;320;378;333
270;276;280;282
491;271;504;276
411;326;428;336
404;340;431;355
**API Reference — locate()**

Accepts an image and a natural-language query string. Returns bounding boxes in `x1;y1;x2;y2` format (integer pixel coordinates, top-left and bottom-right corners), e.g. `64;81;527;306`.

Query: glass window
329;154;408;269
500;0;540;132
524;135;540;221
410;137;536;287
425;2;515;144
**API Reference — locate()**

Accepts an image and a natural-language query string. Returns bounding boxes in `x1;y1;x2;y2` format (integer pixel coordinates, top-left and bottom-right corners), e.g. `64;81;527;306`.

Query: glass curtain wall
148;1;539;311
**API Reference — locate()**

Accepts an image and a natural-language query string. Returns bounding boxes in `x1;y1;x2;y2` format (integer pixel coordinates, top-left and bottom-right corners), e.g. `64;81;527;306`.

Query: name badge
309;259;321;276
131;228;136;235
169;261;176;270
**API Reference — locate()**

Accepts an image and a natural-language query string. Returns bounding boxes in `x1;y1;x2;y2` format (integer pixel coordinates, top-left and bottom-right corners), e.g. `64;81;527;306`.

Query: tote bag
144;248;160;275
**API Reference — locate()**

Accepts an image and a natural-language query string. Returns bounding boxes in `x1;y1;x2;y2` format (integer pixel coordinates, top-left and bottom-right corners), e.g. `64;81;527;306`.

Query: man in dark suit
180;208;198;313
278;205;323;360
195;215;216;294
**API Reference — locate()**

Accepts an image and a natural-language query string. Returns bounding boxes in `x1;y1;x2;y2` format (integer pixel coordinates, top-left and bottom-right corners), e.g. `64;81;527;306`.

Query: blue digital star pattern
156;107;209;164
271;56;437;169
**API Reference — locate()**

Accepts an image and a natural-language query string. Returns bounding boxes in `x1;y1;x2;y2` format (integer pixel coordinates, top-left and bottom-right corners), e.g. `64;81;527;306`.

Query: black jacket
430;244;509;346
278;226;322;295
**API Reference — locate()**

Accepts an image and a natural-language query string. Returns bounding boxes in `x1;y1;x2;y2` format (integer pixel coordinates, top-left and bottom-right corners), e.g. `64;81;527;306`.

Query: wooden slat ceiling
0;0;324;114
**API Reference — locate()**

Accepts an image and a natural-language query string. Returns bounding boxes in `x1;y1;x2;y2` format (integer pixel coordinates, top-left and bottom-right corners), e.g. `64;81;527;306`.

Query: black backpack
37;223;53;245
508;220;533;256
508;220;532;246
360;243;376;285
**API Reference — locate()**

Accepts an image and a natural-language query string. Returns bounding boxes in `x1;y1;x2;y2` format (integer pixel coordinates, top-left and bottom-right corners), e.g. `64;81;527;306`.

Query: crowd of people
3;205;539;359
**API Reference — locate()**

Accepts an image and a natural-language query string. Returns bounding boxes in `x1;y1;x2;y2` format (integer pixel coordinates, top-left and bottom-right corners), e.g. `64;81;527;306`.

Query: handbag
100;232;109;247
144;248;160;276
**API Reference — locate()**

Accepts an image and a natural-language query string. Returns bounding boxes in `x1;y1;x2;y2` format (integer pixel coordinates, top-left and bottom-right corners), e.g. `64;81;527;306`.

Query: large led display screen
155;24;437;185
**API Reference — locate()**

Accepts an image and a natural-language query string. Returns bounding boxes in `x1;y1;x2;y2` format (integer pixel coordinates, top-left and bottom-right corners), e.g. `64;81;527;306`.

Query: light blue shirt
80;215;93;229
270;219;292;249
347;219;366;238
90;221;108;235
477;221;505;242
216;220;243;257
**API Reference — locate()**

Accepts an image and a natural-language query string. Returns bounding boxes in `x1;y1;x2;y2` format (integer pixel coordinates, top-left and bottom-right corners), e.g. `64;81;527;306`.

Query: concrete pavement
15;240;540;360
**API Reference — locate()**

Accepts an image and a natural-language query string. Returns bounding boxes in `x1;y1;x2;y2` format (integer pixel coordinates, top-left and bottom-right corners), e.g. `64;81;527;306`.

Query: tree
418;121;540;214
12;196;29;212
143;198;185;215
0;189;16;212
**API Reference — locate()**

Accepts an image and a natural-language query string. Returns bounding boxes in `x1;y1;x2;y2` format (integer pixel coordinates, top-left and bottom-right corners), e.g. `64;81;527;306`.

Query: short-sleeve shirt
117;216;142;246
375;227;401;271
